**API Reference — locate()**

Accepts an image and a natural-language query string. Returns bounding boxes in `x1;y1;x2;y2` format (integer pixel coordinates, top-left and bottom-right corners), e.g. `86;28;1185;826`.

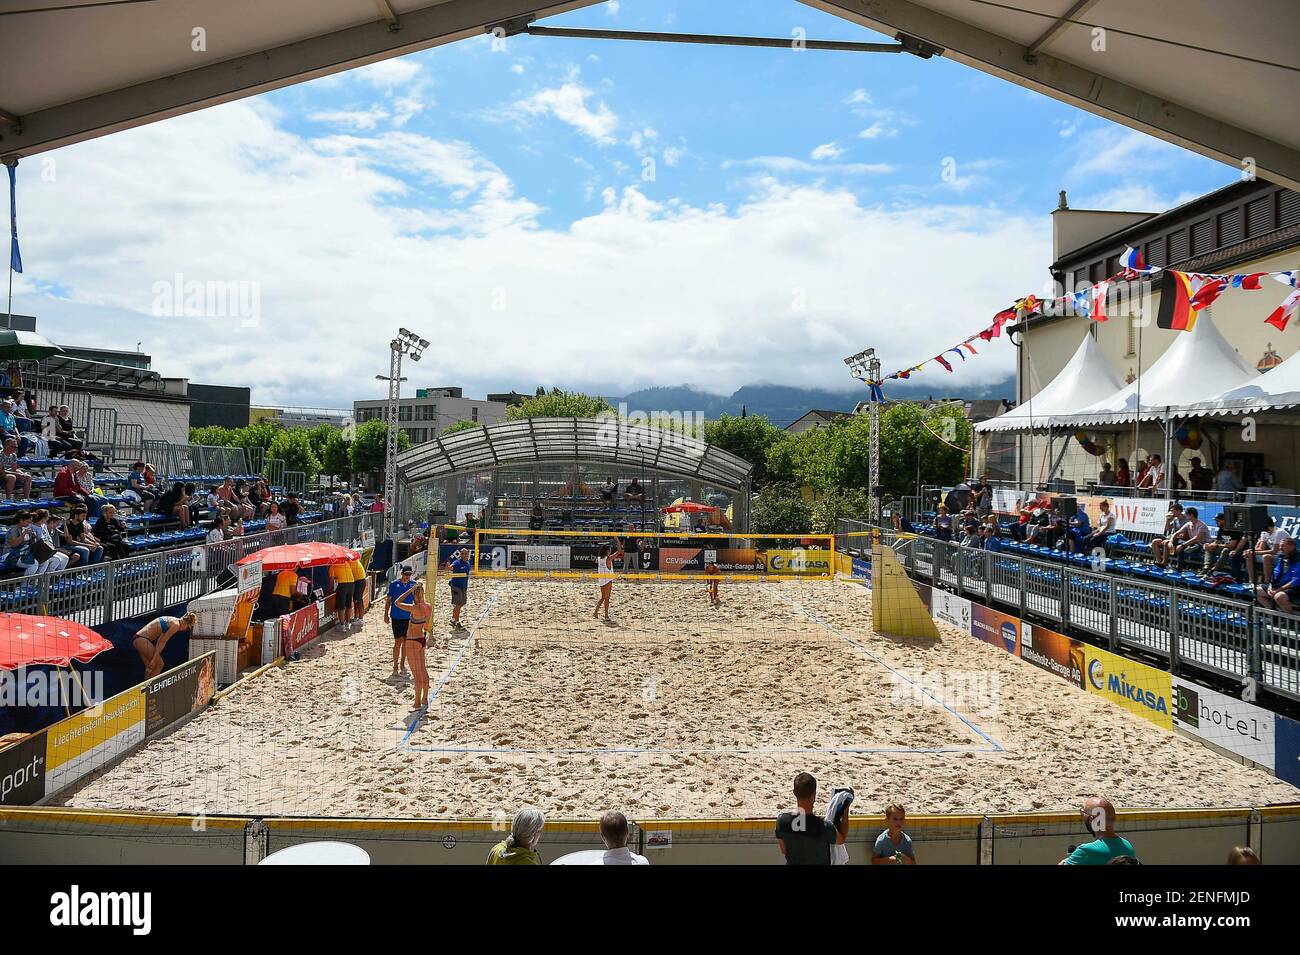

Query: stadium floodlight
380;327;429;536
844;346;882;527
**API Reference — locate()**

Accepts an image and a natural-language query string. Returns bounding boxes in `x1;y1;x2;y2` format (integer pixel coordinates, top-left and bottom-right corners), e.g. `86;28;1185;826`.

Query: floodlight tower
378;328;428;536
844;347;883;526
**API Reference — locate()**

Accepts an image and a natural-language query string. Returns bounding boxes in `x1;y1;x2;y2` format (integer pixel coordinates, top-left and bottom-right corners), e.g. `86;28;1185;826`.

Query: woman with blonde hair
395;582;431;709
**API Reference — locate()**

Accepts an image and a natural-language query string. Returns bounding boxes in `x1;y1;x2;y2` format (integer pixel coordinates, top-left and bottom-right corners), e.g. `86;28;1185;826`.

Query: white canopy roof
975;331;1122;433
1057;315;1259;426
1188;345;1300;416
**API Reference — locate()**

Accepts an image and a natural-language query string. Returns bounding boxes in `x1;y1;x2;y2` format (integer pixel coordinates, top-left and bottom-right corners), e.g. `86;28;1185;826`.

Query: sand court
52;576;1300;818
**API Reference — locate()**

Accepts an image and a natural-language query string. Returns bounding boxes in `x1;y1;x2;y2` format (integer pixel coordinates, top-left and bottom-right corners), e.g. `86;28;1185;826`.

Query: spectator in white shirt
1082;500;1117;552
1135;454;1166;496
1171;507;1211;569
1245;516;1291;585
598;811;649;865
1215;460;1245;495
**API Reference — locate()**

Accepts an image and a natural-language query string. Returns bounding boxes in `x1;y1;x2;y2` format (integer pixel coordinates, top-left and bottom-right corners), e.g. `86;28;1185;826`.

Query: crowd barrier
892;537;1300;703
0;805;1295;864
0;511;382;629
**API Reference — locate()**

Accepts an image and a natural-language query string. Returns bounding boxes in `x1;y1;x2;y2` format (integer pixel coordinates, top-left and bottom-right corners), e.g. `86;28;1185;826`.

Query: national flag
948;347;965;363
1118;246;1146;271
1156;270;1197;331
1275;271;1297;288
1090;281;1109;322
977;326;995;342
1231;272;1268;290
1071;289;1092;317
6;162;20;275
1015;294;1041;316
962;340;978;355
1265;289;1300;331
934;354;953;373
896;370;911;380
1189;276;1229;311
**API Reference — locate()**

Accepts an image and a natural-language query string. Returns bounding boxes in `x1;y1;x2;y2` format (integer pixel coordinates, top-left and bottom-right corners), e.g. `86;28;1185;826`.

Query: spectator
1082;500;1117;552
1205;513;1247;578
623;478;646;506
974;480;992;517
1135;454;1165;495
233;480;255;520
976;524;1002;552
265;501;286;531
0;398;31;456
1059;797;1135;865
370;496;384;514
157;481;192;529
40;403;68;457
1066;507;1092;553
1227;846;1261;865
1255;537;1300;612
206;515;229;544
93;504;131;561
1098;461;1116;486
1216;460;1245;495
1245;516;1291;585
281;492;302;527
1171;506;1211;569
600;476;617;511
55;404;82;451
528;500;545;531
72;458;101;518
1108;458;1128;487
596;811;650;865
127;462;158;512
871;804;916;865
0;437;32;499
933;504;953;542
1187;457;1214;492
29;509;69;574
61;505;103;566
1;511;38;576
775;772;849;865
1024;505;1053;544
1150;503;1188;567
486;808;545;865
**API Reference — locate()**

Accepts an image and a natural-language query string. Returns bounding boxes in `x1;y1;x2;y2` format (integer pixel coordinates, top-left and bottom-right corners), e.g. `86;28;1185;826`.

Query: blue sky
10;0;1238;410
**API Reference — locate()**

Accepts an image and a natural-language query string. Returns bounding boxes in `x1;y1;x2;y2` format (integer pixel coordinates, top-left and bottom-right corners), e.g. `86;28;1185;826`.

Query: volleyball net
467;528;837;581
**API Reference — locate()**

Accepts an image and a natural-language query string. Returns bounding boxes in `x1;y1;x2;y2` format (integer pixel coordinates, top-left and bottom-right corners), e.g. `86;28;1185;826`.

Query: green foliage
267;428;321;478
348;419;410;476
702;414;786;484
749;482;813;535
320;430;352;480
189;421;284;452
442;420;483;436
809;486;875;534
506;390;613;420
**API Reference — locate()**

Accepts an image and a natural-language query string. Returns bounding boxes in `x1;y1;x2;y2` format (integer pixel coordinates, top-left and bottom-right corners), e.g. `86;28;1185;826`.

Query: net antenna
844;347;882;529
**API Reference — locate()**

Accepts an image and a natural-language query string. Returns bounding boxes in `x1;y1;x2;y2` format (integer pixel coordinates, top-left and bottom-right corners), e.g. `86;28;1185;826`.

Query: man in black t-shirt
775;772;848;865
281;492;302;527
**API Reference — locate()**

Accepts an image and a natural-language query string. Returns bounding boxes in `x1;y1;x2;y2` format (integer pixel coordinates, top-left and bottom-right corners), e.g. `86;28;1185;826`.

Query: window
1218;207;1243;246
1245;196;1273;236
471;407;479;422
1191;218;1213;255
1168;229;1189;262
398;405;412;422
1125;317;1136;358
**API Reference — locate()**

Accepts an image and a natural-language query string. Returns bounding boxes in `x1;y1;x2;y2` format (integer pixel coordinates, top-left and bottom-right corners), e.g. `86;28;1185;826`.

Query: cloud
858;123;894;140
1068;128;1186;179
726;156;894;176
15;102;1043;405
811;142;844;161
606;0;620;13
308;109;389;130
352;58;423;87
512;82;619;144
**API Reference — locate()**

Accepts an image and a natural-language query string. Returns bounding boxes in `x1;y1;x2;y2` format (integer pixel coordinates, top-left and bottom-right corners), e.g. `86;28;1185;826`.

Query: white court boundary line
399;579;1004;755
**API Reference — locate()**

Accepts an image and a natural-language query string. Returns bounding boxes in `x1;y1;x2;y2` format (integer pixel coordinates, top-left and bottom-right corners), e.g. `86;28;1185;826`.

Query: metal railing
908;538;1300;703
0;512;381;628
115;423;145;464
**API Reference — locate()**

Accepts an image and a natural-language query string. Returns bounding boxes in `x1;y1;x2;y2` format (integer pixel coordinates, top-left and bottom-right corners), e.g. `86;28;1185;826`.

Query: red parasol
660;501;717;514
0;613;114;671
238;541;360;572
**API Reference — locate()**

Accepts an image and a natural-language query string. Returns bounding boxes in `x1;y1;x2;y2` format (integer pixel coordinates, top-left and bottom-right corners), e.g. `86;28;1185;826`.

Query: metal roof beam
801;0;1300;191
2;0;602;156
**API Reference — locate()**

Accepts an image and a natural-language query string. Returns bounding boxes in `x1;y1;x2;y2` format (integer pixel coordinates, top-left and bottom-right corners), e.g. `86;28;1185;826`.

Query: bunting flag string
864;244;1299;398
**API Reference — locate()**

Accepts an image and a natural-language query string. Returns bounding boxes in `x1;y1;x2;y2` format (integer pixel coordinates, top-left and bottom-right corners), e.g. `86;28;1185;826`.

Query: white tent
1055;315;1259;426
1188;345;1300;416
975;331;1123;433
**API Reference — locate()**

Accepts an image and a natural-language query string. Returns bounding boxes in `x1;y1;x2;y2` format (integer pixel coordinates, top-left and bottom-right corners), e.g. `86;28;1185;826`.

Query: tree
750;482;813;535
189;425;237;446
348;419;410;478
267;428;321;479
304;424;336;462
878;403;970;501
442;420;482;436
320;430;352;484
506;390;613;420
809;486;874;534
703;414;787;484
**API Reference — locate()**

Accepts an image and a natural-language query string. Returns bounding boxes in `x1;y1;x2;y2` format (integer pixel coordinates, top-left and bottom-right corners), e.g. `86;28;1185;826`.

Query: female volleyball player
593;542;623;623
133;612;197;678
705;559;721;606
395;583;431;710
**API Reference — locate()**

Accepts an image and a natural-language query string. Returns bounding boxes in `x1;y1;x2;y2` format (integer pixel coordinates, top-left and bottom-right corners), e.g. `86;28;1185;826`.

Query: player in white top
593;541;624;623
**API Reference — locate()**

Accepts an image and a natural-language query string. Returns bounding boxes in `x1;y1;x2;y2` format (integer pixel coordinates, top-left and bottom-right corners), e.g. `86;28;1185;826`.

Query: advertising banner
0;731;48;806
969;604;1020;656
1020;623;1084;689
761;549;833;575
508;545;570;570
660;546;761;573
1275;714;1300;789
44;690;146;796
851;556;872;585
280;602;320;657
1107;496;1171;535
1172;677;1275;768
145;652;217;737
1080;643;1173;730
237;559;263;599
931;590;971;632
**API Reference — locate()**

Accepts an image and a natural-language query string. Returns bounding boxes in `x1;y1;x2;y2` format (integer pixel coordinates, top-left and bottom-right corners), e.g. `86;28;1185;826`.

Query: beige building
982;179;1300;493
352;387;508;447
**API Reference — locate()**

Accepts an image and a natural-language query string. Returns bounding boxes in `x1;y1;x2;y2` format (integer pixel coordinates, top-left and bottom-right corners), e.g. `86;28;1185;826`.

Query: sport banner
280;603;320;657
1080;643;1173;730
1172;677;1275;768
44;690;146;797
1107;496;1171;535
931;589;971;632
0;730;48;806
145;652;217;737
969;604;1020;656
508;545;570;570
761;549;833;575
1275;715;1300;789
1020;623;1084;689
660;547;761;573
